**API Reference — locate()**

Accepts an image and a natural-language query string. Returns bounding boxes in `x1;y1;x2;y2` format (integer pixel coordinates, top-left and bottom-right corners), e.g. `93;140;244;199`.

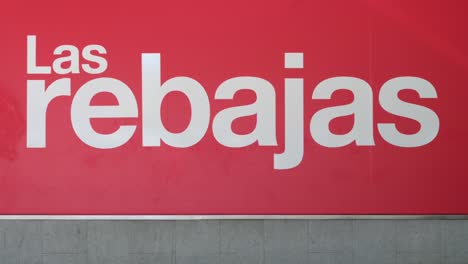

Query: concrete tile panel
42;253;87;264
308;220;353;253
441;220;468;256
352;220;396;254
264;220;308;264
220;220;263;264
42;221;87;254
397;252;442;264
309;252;353;264
175;220;219;264
396;220;441;253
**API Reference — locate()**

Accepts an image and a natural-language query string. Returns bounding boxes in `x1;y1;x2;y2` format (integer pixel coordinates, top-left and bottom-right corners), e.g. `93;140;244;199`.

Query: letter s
378;77;439;147
82;45;108;74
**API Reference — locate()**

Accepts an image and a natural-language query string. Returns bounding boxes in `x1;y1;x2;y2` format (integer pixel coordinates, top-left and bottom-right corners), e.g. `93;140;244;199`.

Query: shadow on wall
0;82;25;161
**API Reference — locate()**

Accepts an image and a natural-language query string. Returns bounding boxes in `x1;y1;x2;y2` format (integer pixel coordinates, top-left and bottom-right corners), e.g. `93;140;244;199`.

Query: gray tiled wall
0;220;467;264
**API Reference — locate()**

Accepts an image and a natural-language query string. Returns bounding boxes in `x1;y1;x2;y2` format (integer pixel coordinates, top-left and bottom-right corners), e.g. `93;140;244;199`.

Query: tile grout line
393;220;397;264
262;220;266;264
351;220;355;264
172;221;176;264
85;221;89;264
307;219;310;264
41;221;44;264
218;220;221;264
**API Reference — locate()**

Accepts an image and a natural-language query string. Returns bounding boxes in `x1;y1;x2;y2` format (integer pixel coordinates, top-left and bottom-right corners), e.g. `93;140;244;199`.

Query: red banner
0;0;467;214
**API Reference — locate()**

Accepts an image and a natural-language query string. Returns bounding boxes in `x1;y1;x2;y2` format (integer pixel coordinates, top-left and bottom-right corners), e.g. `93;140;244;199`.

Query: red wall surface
0;0;467;214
